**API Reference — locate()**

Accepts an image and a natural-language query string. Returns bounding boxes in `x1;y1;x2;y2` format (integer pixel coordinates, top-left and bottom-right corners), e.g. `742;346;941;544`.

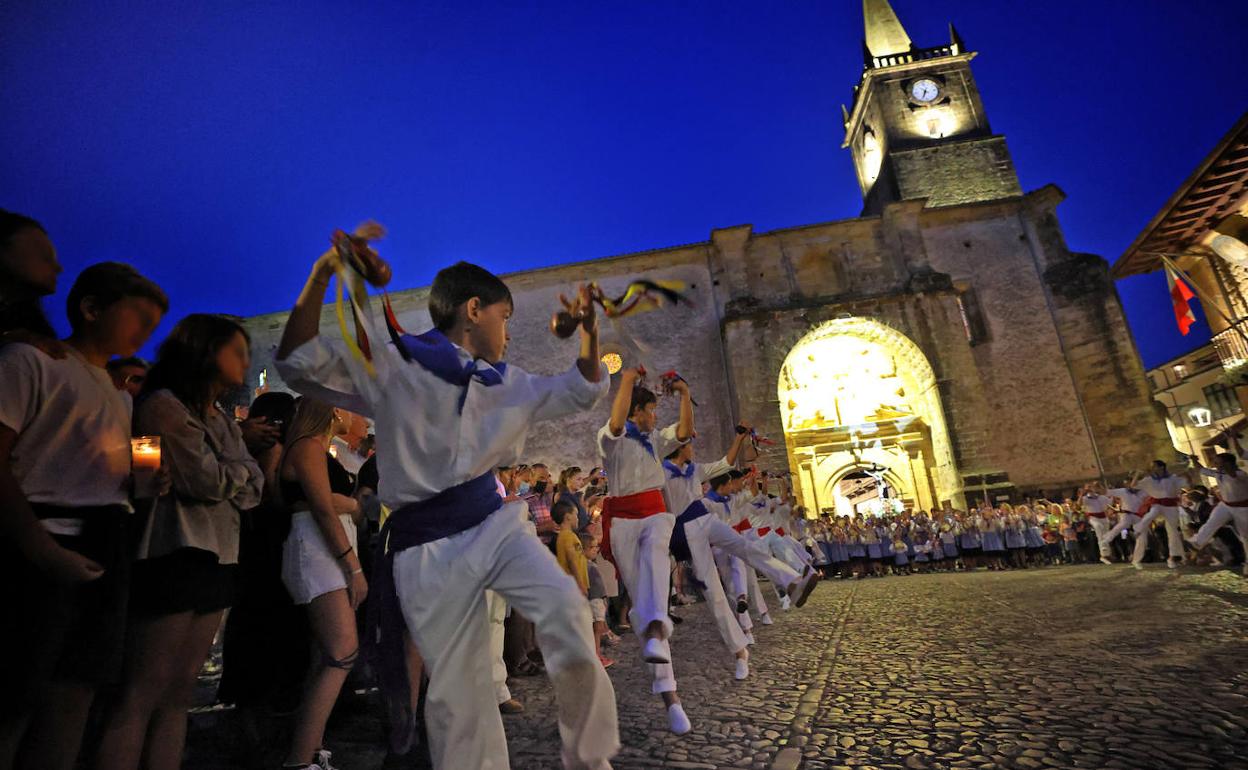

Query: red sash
776;527;786;537
1152;498;1179;507
756;527;771;537
1222;499;1248;508
601;489;667;565
732;518;752;534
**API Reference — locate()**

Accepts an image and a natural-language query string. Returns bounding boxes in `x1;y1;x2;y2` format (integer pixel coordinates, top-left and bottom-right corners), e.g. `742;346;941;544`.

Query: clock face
911;78;940;103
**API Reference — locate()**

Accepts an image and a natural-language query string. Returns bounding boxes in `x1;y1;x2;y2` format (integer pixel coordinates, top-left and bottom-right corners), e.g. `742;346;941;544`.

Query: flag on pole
1165;265;1197;336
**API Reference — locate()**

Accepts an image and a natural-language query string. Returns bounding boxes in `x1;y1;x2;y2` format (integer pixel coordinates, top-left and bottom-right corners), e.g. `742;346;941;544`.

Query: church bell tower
844;0;1022;215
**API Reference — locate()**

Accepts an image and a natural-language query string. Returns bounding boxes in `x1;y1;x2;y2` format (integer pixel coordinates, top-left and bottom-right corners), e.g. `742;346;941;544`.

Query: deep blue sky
2;1;1245;366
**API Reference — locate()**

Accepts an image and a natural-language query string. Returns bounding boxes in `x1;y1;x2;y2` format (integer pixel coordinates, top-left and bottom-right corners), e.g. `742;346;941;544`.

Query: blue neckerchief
624;421;655;458
397;329;507;412
752;499;766;508
704;489;731;516
663;459;695;480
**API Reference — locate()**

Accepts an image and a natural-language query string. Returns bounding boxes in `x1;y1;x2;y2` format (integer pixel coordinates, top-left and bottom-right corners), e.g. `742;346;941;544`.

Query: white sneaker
760;613;774;626
668;703;692;735
312;749;339;770
788;566;820;608
780;595;792;611
734;657;749;680
744;631;755;645
642;637;670;664
1167;558;1179;570
1099;556;1112;565
1131;561;1143;571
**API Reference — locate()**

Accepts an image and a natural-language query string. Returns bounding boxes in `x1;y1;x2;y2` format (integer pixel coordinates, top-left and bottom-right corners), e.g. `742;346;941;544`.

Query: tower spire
863;0;913;58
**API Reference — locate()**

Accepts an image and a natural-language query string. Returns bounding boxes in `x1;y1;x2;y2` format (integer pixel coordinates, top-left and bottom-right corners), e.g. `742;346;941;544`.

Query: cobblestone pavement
186;564;1248;769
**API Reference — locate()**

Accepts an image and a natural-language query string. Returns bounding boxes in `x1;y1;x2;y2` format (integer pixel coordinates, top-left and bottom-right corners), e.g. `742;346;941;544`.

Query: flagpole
1155;253;1248;353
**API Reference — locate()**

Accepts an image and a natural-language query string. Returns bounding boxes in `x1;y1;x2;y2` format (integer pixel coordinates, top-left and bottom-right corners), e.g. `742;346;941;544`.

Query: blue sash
367;472;502;710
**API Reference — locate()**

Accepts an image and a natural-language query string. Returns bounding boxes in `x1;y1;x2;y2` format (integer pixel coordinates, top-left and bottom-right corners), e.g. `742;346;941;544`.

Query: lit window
602;352;623;375
1188;407;1213;427
1173;364;1187;379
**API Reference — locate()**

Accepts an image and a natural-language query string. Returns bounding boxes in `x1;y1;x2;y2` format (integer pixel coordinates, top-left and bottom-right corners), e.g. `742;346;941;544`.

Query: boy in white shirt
1189;434;1248;576
1133;460;1190;570
1101;473;1145;554
597;367;692;734
1078;483;1116;565
276;230;617;770
0;262;167;770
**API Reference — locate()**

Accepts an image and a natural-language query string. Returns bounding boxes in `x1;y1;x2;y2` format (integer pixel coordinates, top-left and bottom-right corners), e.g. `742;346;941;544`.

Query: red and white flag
1166;266;1197;336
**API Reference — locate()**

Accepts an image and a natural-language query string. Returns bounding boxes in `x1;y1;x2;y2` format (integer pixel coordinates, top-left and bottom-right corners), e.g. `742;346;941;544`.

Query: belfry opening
778;318;962;517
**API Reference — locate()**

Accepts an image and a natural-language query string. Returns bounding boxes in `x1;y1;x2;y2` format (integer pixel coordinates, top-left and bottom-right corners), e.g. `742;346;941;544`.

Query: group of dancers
275;224;816;770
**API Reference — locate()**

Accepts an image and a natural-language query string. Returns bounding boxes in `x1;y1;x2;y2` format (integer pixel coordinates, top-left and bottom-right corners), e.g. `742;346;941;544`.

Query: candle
131;436;162;471
131;436;162;498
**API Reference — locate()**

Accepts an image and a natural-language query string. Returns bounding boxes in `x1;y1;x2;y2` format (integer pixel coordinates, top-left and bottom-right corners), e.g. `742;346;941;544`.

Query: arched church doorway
777;317;962;517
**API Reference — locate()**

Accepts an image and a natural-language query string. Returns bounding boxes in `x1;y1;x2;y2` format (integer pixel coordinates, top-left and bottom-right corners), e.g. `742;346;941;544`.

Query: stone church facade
243;1;1170;514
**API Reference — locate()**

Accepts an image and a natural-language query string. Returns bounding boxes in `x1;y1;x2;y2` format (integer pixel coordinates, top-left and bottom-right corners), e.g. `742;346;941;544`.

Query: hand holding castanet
333;221;392;287
550;283;597;338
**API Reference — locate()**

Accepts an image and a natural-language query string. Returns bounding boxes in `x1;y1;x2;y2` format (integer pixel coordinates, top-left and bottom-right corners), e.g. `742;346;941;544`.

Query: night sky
2;0;1245;366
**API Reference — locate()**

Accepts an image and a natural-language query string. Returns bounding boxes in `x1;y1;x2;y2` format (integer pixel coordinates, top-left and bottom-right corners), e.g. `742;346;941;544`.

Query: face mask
517;482;531;495
534;480;548;494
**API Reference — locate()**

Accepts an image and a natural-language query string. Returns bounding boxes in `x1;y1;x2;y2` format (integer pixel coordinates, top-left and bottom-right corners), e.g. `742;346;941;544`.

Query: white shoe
642;637;670;664
759;613;774;626
668;703;692;735
313;749;339;770
788;566;820;608
1131;562;1143;571
734;657;749;680
780;595;792;611
744;631;755;645
1167;558;1179;570
1099;556;1112;565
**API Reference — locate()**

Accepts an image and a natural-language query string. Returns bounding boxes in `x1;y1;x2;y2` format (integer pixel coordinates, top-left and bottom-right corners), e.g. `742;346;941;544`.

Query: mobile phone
259;368;268;388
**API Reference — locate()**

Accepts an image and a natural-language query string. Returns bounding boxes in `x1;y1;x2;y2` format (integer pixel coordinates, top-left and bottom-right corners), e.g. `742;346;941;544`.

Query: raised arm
277;221;385;362
607;368;640;436
573;284;602;384
671;378;694;442
726;419;751;467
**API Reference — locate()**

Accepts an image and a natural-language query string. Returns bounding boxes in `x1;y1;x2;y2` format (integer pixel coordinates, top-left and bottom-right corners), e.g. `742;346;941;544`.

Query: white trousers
1192;502;1248;551
394;502;618;770
1101;513;1140;545
765;532;806;573
1132;505;1184;564
1086;517;1112;558
486;589;511;705
683;515;750;655
608;512;677;694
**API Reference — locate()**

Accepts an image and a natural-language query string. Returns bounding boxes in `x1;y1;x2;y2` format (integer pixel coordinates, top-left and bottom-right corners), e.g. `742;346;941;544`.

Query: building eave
1112;111;1248;279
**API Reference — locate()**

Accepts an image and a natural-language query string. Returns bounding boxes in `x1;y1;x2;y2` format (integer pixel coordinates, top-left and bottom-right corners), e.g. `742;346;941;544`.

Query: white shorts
281;511;359;605
590;597;607;623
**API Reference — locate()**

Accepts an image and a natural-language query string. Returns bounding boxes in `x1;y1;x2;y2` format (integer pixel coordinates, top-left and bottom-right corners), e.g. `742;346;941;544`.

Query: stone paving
185;564;1248;769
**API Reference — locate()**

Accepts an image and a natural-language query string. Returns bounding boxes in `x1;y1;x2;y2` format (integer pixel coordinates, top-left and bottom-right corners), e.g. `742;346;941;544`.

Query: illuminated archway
778;317;961;516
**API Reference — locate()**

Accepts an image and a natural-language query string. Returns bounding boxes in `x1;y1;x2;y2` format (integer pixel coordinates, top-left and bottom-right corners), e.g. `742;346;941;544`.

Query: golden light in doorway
602;352;623;375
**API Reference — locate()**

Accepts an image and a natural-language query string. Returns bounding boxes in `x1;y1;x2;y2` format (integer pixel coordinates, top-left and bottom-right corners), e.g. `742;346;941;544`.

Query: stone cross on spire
863;0;913;58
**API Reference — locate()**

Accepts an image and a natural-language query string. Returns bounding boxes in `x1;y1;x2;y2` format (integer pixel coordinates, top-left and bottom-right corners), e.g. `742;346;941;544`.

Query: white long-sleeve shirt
277;336;608;509
1137;474;1185;504
1199;467;1248;504
1108;487;1147;516
663;456;732;519
597;422;685;500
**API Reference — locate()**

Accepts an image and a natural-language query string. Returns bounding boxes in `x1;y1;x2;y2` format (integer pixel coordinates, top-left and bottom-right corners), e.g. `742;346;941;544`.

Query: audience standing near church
0;261;166;770
95;314;264;770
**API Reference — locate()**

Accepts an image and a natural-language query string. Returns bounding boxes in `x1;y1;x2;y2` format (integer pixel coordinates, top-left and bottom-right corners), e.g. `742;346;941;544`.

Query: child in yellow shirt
554;500;588;593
